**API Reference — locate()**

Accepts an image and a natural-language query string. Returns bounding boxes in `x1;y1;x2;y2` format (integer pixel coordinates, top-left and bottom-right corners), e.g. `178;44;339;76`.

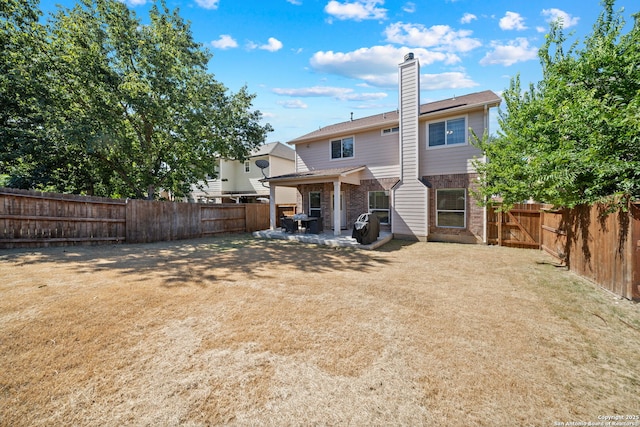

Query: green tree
473;0;640;209
1;0;271;199
0;0;56;190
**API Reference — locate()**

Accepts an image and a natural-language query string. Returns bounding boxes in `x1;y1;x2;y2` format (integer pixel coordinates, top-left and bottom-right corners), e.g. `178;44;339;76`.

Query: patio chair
305;217;322;234
281;217;298;233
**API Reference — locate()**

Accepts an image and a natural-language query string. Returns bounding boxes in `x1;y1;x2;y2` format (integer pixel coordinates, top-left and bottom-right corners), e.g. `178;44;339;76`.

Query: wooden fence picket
0;188;270;248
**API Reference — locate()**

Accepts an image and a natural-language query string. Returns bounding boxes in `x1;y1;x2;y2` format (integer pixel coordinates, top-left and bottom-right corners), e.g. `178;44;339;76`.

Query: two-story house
189;141;296;205
264;54;501;243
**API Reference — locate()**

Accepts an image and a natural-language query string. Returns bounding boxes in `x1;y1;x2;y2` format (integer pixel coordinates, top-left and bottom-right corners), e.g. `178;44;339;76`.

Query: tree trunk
146;184;155;200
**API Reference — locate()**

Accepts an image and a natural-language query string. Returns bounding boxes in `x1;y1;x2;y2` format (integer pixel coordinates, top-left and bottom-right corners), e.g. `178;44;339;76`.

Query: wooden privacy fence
0;188;270;248
487;203;544;249
541;203;640;301
488;202;640;301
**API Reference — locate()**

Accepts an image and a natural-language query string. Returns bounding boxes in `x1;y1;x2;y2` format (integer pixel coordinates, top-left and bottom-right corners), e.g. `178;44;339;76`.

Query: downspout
390;179;401;237
425;185;429;240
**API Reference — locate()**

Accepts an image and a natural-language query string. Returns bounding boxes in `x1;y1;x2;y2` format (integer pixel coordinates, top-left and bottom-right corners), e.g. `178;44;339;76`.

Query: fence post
632;203;640;300
498;210;503;246
539;208;544;252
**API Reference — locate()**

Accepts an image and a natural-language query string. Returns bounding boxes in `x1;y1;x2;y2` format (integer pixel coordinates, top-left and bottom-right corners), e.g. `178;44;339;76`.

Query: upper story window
381;126;399;135
244;160;250;173
428;117;466;148
331;136;354;160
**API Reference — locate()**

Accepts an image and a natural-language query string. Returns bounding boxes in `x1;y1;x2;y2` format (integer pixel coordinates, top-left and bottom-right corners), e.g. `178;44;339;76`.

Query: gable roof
250;141;295;161
288;90;501;145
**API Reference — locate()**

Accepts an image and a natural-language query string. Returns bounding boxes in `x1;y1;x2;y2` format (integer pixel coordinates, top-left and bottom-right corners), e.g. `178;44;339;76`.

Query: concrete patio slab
252;229;393;250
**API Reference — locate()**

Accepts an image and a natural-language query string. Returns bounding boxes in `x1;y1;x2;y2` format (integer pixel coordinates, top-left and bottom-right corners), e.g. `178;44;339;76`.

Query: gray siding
420;110;485;176
393;183;428;238
270;156;297;204
400;62;419;180
295;128;400;180
393;57;428;239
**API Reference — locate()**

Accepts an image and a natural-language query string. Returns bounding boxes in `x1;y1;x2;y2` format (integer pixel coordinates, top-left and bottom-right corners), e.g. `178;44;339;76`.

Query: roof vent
404;52;414;61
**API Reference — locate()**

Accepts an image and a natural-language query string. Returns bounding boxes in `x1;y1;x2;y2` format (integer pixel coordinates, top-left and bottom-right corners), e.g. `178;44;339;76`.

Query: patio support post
269;185;276;230
333;181;341;235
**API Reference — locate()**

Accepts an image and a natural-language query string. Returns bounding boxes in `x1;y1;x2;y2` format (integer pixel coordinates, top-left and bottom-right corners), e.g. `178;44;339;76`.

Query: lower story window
309;191;321;217
368;191;390;225
436;189;466;228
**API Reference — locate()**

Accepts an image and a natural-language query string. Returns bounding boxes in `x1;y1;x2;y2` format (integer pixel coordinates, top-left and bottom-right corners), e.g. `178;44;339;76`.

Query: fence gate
487;204;543;249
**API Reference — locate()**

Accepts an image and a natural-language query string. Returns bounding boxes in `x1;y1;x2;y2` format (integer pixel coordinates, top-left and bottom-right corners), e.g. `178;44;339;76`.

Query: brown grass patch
1;235;638;426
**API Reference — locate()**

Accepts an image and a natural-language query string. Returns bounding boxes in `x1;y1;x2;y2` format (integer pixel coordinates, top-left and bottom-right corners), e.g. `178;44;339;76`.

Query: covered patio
262;166;366;236
259;165;393;249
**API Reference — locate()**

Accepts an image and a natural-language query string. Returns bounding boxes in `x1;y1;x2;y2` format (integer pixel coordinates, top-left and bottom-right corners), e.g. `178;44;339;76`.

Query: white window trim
330;135;355;161
381;126;399;136
368;190;390;225
436;188;467;229
426;114;468;150
309;191;322;217
244;160;251;173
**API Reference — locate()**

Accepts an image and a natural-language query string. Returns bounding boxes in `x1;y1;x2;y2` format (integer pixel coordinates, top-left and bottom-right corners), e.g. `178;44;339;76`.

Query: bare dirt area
1;235;639;426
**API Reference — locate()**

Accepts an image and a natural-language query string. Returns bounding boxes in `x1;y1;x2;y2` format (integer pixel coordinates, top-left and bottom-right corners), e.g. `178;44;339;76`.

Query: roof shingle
288;90;501;144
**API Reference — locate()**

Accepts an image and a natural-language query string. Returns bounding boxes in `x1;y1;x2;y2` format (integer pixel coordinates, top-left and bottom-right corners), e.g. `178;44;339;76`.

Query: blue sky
39;0;638;144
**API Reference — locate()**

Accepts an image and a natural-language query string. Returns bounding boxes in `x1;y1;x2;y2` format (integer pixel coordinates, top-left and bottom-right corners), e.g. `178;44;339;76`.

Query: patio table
288;214;321;234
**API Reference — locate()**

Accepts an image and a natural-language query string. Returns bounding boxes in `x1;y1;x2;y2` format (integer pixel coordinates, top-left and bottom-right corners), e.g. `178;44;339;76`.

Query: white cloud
260;37;283;52
273;86;387;101
384;22;481;53
536;26;547;33
311;45;465;88
460;13;477;24
286;0;302;5
211;35;238;50
402;2;416;13
309;45;479;89
351;92;389;101
324;0;387;21
274;86;348;97
247;37;283;52
499;11;527;31
421;72;479;90
278;99;308;109
195;0;219;10
541;8;579;28
480;38;538;66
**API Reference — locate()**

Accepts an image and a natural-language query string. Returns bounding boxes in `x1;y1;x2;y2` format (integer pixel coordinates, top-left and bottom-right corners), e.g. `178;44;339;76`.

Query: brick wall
423;173;485;243
295;175;484;242
346;178;399;228
298;178;399;230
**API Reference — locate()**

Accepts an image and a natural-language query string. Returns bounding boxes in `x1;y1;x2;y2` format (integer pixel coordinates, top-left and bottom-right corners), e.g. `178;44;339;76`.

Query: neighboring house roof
249;141;295;161
263;165;366;186
288;90;501;145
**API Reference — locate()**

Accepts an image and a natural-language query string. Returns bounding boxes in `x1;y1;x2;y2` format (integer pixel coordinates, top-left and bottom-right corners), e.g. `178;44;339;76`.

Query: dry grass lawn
1;235;639;426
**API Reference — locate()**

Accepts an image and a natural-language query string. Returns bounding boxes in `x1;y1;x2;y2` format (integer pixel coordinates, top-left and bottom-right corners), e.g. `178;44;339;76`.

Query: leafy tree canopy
473;0;639;209
1;0;272;199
